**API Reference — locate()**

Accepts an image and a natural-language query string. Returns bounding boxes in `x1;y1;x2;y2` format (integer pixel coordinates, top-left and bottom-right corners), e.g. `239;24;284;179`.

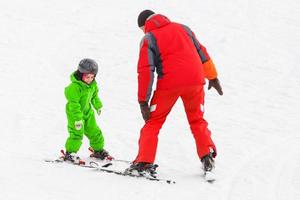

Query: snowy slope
0;0;299;199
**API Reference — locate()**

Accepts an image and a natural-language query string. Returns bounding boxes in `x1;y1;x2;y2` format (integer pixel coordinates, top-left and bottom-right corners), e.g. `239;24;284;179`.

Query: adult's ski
89;161;176;184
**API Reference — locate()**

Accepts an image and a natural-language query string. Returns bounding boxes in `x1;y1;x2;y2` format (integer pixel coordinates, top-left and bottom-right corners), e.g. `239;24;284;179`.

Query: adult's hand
208;78;223;95
139;101;150;121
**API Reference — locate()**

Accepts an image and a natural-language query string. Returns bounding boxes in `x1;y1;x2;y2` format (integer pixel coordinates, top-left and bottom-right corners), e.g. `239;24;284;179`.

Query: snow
0;0;299;199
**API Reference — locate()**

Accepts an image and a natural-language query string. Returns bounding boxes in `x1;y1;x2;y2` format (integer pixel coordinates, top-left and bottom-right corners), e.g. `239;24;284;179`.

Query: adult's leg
134;89;180;163
181;85;217;159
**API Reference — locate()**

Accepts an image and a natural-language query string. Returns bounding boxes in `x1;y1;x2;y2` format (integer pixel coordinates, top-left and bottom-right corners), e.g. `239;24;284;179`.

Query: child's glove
208;78;223;95
74;120;83;130
97;110;101;116
139;101;150;122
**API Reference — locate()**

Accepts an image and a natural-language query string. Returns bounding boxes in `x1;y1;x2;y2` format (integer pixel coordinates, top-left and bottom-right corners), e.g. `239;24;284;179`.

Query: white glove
74;120;83;130
97;109;101;116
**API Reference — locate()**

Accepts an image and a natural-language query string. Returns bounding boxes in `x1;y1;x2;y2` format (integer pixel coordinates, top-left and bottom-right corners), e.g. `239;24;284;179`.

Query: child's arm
65;84;83;121
91;85;103;112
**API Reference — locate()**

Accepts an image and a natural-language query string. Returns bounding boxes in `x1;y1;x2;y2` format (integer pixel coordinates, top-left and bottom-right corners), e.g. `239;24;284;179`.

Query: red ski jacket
137;14;218;102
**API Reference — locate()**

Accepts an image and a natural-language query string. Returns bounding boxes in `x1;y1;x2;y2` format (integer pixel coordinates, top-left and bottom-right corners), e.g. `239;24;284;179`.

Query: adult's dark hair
137;10;155;27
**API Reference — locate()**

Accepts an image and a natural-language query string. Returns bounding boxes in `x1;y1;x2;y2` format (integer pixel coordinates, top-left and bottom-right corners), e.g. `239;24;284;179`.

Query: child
63;58;111;164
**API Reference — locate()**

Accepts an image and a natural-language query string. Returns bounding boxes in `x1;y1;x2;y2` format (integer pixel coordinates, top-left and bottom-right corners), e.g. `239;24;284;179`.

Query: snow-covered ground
0;0;299;199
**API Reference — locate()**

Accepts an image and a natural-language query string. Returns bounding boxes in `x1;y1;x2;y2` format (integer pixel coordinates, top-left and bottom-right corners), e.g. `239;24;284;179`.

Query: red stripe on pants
134;85;217;163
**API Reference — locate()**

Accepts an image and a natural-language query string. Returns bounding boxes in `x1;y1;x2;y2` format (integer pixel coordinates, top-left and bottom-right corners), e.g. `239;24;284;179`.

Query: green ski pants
65;112;104;153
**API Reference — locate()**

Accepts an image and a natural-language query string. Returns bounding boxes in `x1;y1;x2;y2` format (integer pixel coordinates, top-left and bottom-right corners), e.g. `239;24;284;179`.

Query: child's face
82;73;95;84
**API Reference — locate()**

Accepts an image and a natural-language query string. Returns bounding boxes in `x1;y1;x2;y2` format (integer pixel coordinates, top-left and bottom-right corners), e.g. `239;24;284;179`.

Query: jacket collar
144;14;171;33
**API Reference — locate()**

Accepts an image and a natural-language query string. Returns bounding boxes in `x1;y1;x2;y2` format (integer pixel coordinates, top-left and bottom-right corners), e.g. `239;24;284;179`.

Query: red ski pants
134;85;217;163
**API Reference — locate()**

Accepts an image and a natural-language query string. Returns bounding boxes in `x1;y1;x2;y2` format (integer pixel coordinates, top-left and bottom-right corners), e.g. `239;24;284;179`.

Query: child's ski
44;150;112;168
44;157;113;168
44;158;98;168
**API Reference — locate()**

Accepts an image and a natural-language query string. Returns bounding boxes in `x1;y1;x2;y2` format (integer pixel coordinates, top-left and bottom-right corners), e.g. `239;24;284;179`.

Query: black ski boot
125;162;158;178
201;152;215;172
90;149;113;161
63;151;85;165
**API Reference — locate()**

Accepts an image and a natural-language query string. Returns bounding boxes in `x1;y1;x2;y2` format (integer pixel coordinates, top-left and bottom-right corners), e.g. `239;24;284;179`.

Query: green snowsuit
64;72;104;153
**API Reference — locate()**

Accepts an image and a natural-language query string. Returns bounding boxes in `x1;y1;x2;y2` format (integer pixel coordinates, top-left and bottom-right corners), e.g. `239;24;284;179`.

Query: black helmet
78;58;98;75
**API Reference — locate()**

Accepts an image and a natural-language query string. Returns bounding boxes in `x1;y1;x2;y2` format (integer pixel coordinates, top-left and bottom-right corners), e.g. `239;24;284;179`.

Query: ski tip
89;161;100;168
